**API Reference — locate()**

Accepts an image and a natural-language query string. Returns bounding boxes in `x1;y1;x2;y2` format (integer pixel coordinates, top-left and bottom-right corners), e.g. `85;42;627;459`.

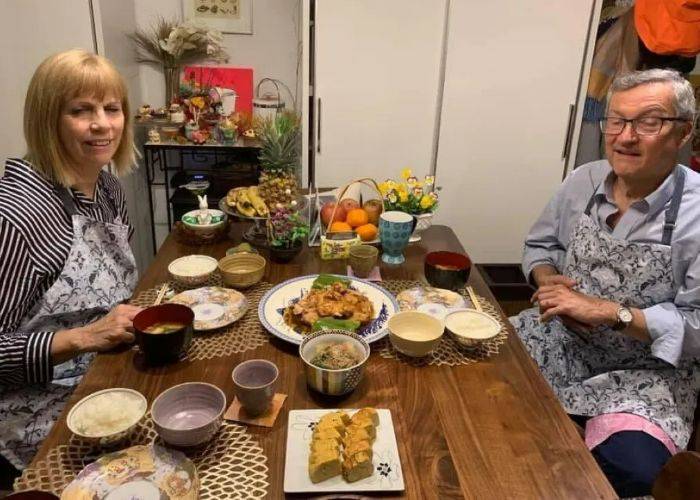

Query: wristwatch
612;305;633;331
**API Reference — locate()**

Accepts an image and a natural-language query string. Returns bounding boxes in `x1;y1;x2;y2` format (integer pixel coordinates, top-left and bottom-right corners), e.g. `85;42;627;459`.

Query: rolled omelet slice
311;438;340;454
316;413;348;435
309;448;341;483
352;408;379;427
343;427;373;447
343;439;373;462
342;450;373;483
346;420;376;441
312;427;343;445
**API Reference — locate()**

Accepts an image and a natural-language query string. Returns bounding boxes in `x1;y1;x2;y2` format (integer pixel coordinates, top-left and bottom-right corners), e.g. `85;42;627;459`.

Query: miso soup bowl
299;330;370;396
133;304;194;365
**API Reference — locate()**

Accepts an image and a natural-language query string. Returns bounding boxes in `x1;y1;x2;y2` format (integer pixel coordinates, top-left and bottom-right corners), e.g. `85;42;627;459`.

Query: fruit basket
318;178;384;260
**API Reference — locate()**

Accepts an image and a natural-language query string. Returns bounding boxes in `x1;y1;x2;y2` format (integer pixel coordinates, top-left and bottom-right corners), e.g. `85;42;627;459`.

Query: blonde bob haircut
23;49;135;187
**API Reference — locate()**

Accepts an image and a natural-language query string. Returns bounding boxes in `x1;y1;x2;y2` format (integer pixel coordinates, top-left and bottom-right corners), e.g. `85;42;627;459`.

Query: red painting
182;66;254;114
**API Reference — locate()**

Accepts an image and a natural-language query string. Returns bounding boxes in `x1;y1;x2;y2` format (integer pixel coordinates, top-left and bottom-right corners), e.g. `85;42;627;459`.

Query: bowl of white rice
168;255;218;287
67;388;147;445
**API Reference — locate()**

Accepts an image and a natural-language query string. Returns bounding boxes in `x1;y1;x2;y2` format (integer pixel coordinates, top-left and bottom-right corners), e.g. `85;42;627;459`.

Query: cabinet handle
561;104;575;160
317;97;322;153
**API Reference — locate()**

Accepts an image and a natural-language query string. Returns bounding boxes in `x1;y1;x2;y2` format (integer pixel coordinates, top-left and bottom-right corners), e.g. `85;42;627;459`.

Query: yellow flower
401;168;412;180
190;96;206;109
396;183;408;195
399;191;409;203
384;179;397;190
420;195;434;209
378;182;390;196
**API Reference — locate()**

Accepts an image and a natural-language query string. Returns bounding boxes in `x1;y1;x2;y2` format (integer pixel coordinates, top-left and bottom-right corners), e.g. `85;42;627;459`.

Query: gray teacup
231;359;279;416
349;245;379;278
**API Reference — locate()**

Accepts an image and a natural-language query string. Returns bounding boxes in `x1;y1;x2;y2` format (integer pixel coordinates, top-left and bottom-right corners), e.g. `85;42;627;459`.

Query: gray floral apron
514;168;700;449
0;186;137;469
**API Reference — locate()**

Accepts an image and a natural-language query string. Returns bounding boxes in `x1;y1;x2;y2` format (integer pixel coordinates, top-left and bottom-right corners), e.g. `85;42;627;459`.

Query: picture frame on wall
182;0;253;35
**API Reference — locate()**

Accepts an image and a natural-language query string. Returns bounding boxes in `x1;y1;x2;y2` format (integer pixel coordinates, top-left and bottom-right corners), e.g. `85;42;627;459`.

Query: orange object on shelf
356;223;378;242
346;208;369;228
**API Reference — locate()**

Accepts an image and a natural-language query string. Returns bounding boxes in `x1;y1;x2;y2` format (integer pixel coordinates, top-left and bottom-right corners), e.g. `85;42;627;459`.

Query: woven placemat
378;280;509;367
130;276;271;361
15;414;269;499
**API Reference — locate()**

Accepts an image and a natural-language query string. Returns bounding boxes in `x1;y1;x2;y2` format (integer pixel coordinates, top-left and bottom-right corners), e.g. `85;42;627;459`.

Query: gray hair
609;69;696;121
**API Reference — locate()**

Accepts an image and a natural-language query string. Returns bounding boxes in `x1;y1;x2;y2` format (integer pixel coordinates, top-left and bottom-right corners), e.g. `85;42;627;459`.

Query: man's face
604;82;691;183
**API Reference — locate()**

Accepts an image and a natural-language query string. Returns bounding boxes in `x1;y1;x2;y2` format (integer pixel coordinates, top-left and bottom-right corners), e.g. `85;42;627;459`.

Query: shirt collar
594;165;680;214
70;173;103;205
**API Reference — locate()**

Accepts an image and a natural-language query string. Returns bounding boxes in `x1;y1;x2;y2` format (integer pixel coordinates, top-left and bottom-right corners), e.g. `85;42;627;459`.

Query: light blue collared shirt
522;159;700;366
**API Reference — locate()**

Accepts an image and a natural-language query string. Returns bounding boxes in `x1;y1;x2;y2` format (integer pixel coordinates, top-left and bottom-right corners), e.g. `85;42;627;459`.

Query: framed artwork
182;0;253;34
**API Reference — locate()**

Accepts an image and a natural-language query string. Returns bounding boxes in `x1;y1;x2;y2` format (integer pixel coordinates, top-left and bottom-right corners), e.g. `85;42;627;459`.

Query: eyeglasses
599;116;687;136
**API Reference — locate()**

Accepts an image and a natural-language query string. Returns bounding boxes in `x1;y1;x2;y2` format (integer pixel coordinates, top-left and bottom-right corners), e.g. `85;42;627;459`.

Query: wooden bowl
218;253;266;289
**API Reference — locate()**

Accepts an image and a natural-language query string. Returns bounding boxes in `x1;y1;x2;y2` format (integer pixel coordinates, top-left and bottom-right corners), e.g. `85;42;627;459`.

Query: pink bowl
151;382;226;447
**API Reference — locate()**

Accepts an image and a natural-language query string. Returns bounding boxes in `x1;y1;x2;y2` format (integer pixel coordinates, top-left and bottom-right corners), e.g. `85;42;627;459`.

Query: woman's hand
52;304;142;362
77;304;142;351
536;284;617;327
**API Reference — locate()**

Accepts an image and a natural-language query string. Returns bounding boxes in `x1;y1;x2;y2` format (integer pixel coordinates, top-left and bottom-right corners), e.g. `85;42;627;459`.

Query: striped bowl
299;330;370;396
151;382;226;447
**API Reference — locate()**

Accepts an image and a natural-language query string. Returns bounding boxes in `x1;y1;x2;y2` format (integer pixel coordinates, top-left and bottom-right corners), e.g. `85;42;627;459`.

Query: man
512;68;700;497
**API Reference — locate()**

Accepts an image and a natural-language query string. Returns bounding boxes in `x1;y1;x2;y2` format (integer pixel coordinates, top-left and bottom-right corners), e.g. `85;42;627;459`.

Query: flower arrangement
129;18;229;105
378;168;438;215
267;206;309;249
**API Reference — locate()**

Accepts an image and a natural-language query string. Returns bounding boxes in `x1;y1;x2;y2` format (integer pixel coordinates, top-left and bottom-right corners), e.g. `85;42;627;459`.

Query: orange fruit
356;223;378;242
329;221;353;232
346;208;369;228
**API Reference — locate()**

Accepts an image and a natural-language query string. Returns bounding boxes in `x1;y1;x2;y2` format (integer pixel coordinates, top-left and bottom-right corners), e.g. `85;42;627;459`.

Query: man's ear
678;120;695;148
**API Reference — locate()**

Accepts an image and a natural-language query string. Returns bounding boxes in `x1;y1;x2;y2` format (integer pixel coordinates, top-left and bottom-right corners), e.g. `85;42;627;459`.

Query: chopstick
153;283;169;306
466;286;482;312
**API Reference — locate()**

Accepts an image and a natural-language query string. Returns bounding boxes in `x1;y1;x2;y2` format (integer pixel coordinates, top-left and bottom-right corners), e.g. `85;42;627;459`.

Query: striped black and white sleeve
0;216;54;386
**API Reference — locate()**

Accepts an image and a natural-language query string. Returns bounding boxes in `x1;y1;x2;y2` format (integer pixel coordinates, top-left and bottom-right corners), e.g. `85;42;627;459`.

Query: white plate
169;286;248;331
258;275;399;345
284;409;404;493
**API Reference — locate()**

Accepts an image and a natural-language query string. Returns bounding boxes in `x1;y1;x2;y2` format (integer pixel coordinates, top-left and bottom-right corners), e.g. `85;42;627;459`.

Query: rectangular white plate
284;408;404;493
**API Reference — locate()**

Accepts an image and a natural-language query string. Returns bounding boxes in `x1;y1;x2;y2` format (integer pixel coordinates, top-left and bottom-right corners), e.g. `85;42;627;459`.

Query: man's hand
536;284;617;327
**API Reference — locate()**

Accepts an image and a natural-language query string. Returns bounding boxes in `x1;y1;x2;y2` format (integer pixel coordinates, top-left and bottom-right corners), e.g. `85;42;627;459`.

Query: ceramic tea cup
349;245;379;278
379;211;416;264
231;359;279;416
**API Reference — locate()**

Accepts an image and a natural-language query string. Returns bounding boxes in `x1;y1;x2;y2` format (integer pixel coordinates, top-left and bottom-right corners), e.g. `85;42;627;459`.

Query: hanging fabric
636;0;700;57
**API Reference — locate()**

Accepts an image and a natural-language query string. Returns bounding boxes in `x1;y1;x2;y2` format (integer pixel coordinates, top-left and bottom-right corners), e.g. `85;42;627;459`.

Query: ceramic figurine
148;128;161;143
184;120;199;140
169;103;185;124
196;195;212;225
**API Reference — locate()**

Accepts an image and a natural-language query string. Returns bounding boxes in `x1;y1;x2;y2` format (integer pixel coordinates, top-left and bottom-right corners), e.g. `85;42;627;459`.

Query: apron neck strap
583;168;686;245
54;187;79;217
661;167;686;246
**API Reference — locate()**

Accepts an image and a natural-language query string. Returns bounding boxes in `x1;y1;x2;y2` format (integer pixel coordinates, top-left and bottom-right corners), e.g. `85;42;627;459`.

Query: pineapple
257;112;300;208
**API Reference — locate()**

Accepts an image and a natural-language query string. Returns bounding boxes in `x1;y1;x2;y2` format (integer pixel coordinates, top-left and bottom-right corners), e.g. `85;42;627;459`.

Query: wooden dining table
30;224;616;499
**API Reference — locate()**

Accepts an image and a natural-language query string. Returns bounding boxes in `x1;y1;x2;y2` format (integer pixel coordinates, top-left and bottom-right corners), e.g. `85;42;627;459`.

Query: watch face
619;307;633;323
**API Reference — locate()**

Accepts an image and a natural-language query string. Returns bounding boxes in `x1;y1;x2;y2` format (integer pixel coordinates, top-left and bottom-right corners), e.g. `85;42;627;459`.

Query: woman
513;69;700;497
0;49;142;470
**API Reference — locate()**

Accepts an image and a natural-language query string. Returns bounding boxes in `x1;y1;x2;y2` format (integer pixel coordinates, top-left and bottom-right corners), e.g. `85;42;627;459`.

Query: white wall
0;0;96;174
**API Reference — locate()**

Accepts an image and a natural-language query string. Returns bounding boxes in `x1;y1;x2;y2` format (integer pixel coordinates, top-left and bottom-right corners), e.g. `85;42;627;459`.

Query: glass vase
163;65;180;106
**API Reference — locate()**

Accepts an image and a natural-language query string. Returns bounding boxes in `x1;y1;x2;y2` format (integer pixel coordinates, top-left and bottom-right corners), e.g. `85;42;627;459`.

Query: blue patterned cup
379;211;416;264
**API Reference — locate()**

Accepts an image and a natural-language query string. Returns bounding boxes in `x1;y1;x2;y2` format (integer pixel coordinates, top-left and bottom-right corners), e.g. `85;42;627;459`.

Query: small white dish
168;255;218;287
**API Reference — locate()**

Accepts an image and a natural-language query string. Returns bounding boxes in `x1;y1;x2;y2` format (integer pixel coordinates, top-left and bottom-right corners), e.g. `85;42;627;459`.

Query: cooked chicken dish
285;282;374;333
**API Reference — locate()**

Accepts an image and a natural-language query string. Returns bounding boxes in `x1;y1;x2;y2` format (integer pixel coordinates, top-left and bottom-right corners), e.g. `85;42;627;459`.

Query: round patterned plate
170;286;248;331
258;274;399;345
60;444;198;500
396;286;468;320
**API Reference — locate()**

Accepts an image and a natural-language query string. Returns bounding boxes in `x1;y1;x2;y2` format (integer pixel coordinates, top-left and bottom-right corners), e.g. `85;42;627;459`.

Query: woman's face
59;94;124;175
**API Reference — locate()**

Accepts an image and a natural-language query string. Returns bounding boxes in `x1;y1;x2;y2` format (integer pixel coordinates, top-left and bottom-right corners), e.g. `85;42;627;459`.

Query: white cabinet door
313;0;447;187
0;0;96;173
434;0;595;263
